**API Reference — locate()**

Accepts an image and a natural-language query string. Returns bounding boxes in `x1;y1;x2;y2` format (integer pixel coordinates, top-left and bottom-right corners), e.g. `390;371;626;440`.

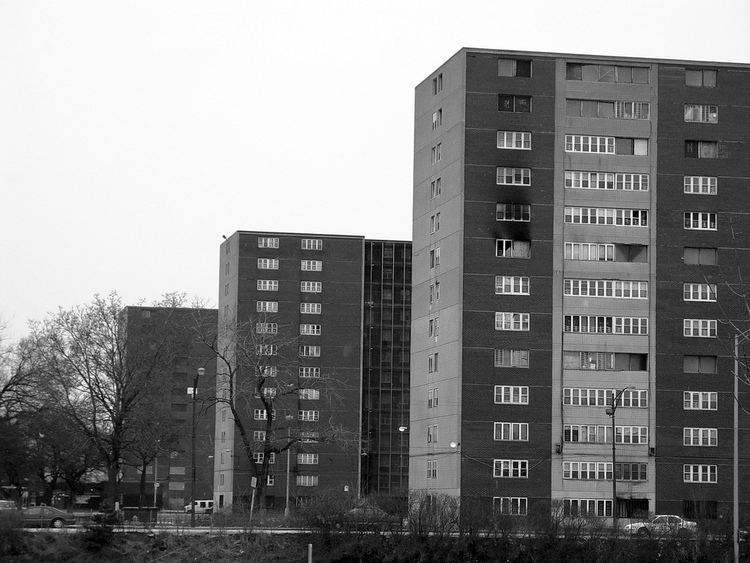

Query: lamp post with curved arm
606;385;635;532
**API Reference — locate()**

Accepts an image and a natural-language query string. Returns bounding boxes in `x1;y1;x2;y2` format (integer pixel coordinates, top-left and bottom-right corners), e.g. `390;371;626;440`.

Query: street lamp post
284;414;294;518
191;367;205;528
606;385;635;533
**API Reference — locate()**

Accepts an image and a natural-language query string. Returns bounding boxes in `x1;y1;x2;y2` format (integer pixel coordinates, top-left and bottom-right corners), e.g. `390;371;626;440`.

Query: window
496;239;530;258
432;73;443;95
494;385;529;405
684;391;717;410
683;355;717;374
257;258;279;270
496;203;531;222
683;427;717;446
565;242;614;262
299;367;321;378
299;388;320;400
257;280;279;291
299;410;320;422
256;301;278;313
259;366;277;377
428;352;439;373
564;425;612;443
296;475;319;487
493;497;527;515
258;237;279;248
429;248;441;268
564;135;614;154
684;104;718;123
256;344;277;356
615;463;648;481
300;281;322;293
427;424;438;443
253;408;271;420
615;101;650;119
564;207;648;226
684;319;717;338
616;426;649;444
684;500;718;520
494;349;529;368
683;283;717;302
301;260;322;272
564;462;613;481
563;499;612;517
496;167;531;186
564;351;614;370
495;312;530;331
566;63;648;84
431;143;441;164
685;140;720;158
684;212;716;230
497;131;531;150
684;176;717;195
432;108;442;129
297;453;319;465
300;303;321;314
428;316;439;338
267;474;275;486
495;276;529;295
563;388;647;408
615;138;649;155
301;238;322;250
684;464;717;483
430;212;440;233
564;279;648;299
426;460;438;479
498;58;531;77
683;247;718;265
253;430;266;442
428;387;439;408
255;322;277;334
299;345;321;357
252;452;276;464
429;281;440;304
685;69;716;87
493;459;528;478
565;171;650;191
300;324;321;336
430;177;442;198
498;94;531;112
494;422;528;441
300;431;320;443
563;315;648;335
566;100;649;120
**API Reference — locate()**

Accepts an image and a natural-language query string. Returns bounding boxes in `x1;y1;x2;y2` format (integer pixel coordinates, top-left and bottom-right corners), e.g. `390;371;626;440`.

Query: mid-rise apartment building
412;49;750;523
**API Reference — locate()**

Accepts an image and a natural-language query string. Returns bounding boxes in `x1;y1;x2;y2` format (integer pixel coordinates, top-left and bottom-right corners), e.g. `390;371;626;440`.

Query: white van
184;500;214;514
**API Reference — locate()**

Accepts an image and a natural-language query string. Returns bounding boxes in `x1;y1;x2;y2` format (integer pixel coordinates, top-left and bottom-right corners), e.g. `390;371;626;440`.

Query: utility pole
191;367;205;528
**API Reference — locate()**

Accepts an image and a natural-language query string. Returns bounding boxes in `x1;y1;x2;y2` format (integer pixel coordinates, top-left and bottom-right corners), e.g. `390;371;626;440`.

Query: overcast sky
2;0;750;339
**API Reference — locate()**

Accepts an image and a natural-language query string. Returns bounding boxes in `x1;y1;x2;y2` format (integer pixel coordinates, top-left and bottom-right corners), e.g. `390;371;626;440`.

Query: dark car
21;506;76;528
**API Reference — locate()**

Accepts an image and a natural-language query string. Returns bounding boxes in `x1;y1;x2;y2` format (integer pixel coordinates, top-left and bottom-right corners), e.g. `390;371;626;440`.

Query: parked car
184;500;214;514
623;514;697;537
20;506;76;528
343;504;403;530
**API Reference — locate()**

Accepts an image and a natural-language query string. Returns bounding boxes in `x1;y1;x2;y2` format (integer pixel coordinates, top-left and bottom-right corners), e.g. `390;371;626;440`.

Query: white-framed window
298;410;319;422
258;237;279;248
299;345;321;357
493;497;527;515
496;167;531;186
253;408;274;421
564;425;612;443
262;388;276;402
564;279;648;299
252;452;276;464
615;101;650;119
683;283;717;302
498;94;531;112
429;248;441;268
684;427;717;446
495;312;530;331
426;460;438;479
684;391;717;410
498;58;532;77
563;315;648;335
300;431;320;443
496;203;531;222
296;475;319;487
301;281;322;293
495;276;529;295
430;212;441;233
259;366;277;378
257;280;279;291
564;242;614;261
494;385;529;405
428;352;439;373
267;474;275;486
564;351;615;370
683;464;717;483
432;73;443;94
300;303;321;314
257;258;279;270
427;387;439;408
565;171;651;192
494;422;528;441
684;176;717;195
432;108;442;129
431;143;441;164
299;367;320;378
684;104;718;123
300;324;321;336
493;459;528;478
564;135;614;154
430;177;442;198
427;424;438;443
494;349;529;368
301;239;323;250
616;426;648;444
297;453;319;465
301;260;322;272
299;388;320;400
256;344;277;356
563;462;613;481
255;322;278;334
563;388;647;408
563;499;612;517
497;131;531;150
564;207;648;227
496;239;530;258
428;316;439;339
429;281;441;304
684;319;717;338
685;69;716;87
685;140;720;158
256;301;278;313
253;430;266;442
684;212;717;230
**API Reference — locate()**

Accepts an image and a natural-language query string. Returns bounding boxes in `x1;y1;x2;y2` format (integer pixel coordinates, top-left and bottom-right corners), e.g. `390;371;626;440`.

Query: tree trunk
138;460;148;508
106;463;120;510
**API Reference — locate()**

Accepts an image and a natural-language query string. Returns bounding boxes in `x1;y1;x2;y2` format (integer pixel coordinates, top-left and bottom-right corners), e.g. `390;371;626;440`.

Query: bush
0;511;23;557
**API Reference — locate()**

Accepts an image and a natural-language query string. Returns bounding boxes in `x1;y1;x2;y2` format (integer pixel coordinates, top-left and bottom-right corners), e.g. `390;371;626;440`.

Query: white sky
2;0;750;339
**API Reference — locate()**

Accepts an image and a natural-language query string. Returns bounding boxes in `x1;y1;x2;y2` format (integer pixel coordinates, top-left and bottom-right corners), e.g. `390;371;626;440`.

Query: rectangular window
257;280;279;291
494;422;529;441
253;408;272;421
564;279;648;299
564;135;614;154
300;281;322;293
683;427;718;446
563;499;612;517
563;461;613;481
256;301;278;313
683;247;718;265
300;324;322;336
299;345;321;357
684;319;717;338
684;176;717;195
495;276;530;295
257;258;279;270
564;242;614;262
431;108;442;129
494;349;529;368
430;212;441;233
432;73;443;95
429;248;441;268
563;315;648;335
427;424;438;443
494;385;529;405
428;316;439;338
299;410;320;422
252;452;276;464
564;207;648;227
258;237;279;248
496;167;531;186
426;460;438;479
683;355;717;374
431;143;441;164
498;58;532;77
299;367;321;378
683;391;717;410
684;212;717;230
296;475;319;487
615;101;650;119
429;281;440;304
498;94;531;112
428;352;439;373
301;260;322;272
493;497;528;515
301;239;323;250
685;69;716;87
495;312;530;331
430;177;442;198
565;171;650;191
259;366;277;377
427;387;439;408
300;431;319;443
255;322;278;334
300;303;321;314
684;104;718;123
683;283;717;302
497;131;531;150
299;388;320;400
256;344;277;356
616;426;649;444
564;424;612;444
566;63;648;84
566;100;649;120
496;203;531;222
297;453;319;465
267;474;275;486
683;464;717;483
493;459;528;478
253;430;266;442
685;140;720;158
496;239;530;258
563;388;647;408
615;138;649;155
